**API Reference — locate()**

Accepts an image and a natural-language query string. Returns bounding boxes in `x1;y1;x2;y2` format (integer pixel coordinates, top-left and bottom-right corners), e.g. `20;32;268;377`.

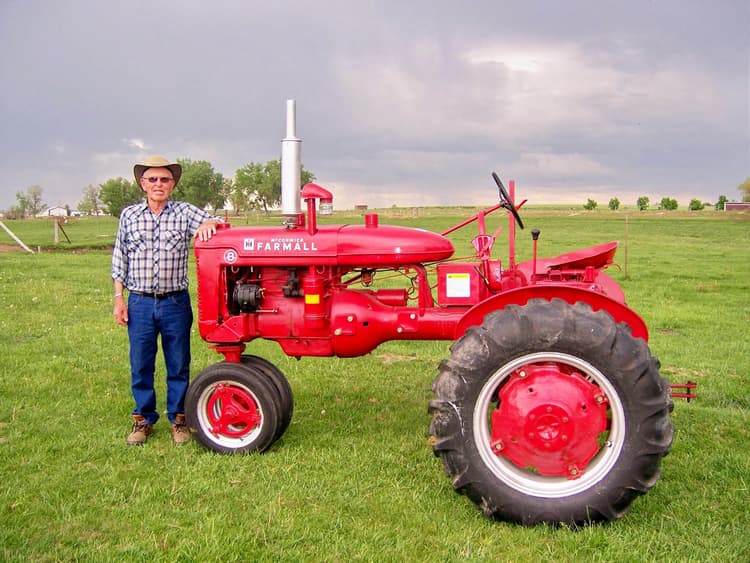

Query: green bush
659;197;678;211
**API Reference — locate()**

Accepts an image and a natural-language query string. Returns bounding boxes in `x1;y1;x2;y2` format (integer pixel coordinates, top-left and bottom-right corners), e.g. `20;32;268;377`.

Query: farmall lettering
243;237;318;253
186;99;676;528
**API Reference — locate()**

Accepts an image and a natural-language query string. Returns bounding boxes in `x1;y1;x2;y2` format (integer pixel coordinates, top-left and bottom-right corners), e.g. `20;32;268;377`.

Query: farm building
724;202;750;211
36;206;69;218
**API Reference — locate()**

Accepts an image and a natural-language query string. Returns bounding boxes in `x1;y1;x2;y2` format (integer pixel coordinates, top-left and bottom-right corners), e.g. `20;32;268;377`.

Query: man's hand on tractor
195;219;220;242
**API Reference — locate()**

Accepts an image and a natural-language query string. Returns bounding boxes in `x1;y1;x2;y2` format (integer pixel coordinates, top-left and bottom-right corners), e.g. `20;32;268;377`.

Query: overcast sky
1;0;748;212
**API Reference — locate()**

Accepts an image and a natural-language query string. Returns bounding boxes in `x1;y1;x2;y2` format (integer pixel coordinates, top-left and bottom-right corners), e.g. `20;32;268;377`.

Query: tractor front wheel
240;354;294;442
429;298;673;525
186;362;282;454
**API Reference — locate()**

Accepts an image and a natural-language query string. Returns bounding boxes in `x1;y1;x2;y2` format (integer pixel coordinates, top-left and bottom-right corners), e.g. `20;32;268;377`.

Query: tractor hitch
669;381;698;402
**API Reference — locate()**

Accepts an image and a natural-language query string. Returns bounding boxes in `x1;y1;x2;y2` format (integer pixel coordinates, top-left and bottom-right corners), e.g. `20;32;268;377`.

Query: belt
132;290;187;299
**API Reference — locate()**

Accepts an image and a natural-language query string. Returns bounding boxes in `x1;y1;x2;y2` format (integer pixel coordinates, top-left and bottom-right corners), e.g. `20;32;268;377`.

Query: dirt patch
0;244;25;253
0;243;113;253
375;352;420;365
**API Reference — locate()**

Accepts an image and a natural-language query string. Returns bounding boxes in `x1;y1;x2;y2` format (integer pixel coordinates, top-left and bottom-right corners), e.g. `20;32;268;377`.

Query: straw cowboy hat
133;155;182;187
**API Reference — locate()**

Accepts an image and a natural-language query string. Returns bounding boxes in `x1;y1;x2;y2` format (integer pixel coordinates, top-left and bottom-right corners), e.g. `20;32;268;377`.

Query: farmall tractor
186;101;674;526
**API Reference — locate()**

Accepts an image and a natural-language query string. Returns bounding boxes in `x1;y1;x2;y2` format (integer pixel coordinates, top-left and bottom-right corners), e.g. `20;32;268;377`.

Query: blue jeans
127;291;193;425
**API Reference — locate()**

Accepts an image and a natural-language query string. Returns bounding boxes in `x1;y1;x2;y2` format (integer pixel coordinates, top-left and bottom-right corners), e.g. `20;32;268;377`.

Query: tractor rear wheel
429;298;673;525
186;362;281;454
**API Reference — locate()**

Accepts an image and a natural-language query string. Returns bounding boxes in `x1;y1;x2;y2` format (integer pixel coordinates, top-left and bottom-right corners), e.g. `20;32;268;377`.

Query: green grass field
1;208;748;561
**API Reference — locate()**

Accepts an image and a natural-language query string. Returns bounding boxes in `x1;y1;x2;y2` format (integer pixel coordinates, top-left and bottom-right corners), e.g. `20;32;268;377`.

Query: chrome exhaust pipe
281;99;301;216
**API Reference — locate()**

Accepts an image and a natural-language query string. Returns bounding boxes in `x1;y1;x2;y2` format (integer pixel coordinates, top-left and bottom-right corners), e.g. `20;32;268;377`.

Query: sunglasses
143;176;174;184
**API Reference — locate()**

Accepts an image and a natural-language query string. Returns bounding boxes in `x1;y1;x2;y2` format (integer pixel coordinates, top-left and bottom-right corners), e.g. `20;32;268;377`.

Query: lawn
0;208;748;561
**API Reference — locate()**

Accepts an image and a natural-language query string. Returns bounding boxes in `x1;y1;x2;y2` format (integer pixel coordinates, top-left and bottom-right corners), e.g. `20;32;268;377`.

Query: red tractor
186;102;673;526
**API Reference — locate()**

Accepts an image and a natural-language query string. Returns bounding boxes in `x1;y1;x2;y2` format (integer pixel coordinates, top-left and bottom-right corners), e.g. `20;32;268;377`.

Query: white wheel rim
196;380;265;449
473;352;626;498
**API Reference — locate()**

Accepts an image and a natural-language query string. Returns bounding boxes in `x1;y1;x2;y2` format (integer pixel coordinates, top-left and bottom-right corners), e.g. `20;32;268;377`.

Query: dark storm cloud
1;0;747;211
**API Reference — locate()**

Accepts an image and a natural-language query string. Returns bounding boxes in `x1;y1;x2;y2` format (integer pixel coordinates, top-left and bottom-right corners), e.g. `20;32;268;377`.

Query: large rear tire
429;298;673;525
186;362;281;454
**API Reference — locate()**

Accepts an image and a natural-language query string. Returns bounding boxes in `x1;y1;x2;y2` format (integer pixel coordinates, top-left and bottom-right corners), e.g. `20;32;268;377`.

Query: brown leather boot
171;413;190;446
127;415;153;446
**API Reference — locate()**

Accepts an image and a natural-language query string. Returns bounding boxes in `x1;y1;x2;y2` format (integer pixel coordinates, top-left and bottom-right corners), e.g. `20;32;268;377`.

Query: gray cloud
1;0;747;211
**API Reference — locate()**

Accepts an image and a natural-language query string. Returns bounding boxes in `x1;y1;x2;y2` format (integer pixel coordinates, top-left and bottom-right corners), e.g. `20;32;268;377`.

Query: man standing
111;155;221;446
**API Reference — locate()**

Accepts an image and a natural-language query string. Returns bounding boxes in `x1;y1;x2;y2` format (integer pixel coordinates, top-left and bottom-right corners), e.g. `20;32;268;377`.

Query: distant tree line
92;158;316;218
582;191;743;212
6;171;749;219
3;158;316;219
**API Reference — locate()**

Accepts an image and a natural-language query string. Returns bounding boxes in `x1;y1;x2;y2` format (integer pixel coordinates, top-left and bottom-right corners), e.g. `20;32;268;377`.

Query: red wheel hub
490;362;609;477
206;383;262;437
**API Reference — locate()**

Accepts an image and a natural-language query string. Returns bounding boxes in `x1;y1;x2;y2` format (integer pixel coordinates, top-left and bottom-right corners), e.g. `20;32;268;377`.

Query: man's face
139;167;175;202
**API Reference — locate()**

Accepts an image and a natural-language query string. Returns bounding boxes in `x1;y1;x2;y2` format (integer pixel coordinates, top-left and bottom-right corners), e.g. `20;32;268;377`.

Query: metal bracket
670;381;698;402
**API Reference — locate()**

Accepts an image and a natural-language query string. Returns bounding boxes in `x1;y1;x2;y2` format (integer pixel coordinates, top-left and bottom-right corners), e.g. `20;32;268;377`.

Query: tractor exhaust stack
281;99;302;217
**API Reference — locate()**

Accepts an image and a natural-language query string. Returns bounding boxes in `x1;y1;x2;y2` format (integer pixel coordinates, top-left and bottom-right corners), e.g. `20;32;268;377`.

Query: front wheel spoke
207;385;261;436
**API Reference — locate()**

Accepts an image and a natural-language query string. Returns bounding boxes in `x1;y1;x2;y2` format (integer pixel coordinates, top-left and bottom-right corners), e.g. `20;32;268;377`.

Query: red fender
455;285;649;341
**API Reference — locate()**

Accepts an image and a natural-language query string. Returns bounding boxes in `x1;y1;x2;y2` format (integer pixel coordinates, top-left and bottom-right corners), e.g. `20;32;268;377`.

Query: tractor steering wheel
492;172;524;230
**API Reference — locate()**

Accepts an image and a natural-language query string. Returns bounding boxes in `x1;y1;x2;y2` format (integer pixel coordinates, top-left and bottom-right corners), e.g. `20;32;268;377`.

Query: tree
688;199;705;211
204;173;228;211
100;177;143;217
659;197;678;211
738;177;750;202
256;160;283;213
715;195;728;210
78;184;101;216
583;198;598;210
233;162;265;214
3;204;25;219
16;185;45;217
174;159;225;210
608;197;620;211
637;196;650;211
233;160;315;215
216;177;234;211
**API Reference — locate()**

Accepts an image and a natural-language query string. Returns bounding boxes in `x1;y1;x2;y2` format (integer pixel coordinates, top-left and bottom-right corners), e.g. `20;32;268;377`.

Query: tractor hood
196;222;455;267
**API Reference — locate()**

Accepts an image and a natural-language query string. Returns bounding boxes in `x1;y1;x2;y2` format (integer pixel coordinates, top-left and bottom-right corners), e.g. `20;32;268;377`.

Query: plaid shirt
111;200;218;294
